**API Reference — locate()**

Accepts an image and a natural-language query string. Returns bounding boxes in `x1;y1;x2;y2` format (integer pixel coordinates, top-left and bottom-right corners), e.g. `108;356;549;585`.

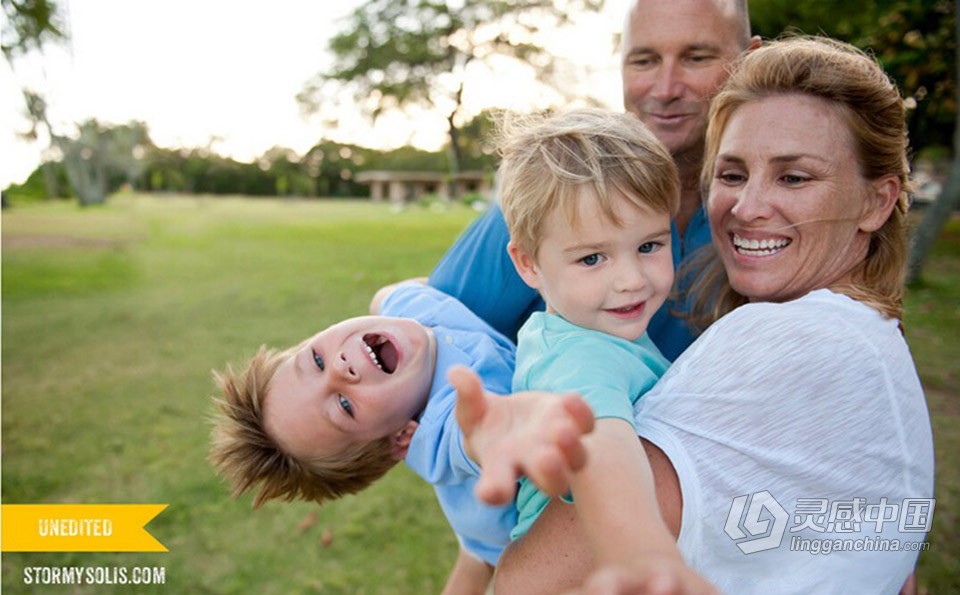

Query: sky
1;0;629;188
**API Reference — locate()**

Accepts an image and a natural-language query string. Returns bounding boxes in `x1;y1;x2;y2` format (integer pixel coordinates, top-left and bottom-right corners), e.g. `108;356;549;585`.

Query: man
428;0;759;361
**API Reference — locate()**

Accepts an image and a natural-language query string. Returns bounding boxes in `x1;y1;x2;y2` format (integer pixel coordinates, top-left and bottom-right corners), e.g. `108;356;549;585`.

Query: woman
452;37;934;594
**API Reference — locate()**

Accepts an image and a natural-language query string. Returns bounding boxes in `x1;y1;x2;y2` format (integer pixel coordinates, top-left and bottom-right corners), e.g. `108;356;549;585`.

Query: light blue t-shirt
510;312;670;540
380;283;517;566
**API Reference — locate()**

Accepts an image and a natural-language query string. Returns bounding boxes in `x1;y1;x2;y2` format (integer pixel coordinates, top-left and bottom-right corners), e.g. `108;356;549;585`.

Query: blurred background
2;0;957;592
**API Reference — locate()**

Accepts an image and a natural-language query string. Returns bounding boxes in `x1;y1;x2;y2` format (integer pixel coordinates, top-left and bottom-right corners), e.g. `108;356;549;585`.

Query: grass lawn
2;194;958;593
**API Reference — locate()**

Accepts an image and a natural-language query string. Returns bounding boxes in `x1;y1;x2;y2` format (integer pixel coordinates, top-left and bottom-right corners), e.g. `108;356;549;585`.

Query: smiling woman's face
707;94;882;303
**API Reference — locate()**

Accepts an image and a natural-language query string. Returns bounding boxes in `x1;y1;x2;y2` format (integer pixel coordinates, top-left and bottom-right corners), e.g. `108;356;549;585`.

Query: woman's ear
859;175;900;233
390;420;419;460
507;240;542;290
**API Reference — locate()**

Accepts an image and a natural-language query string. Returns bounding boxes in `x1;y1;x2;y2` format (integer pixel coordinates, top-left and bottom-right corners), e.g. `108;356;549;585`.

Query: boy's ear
859;174;900;233
390;420;419;460
507;240;542;290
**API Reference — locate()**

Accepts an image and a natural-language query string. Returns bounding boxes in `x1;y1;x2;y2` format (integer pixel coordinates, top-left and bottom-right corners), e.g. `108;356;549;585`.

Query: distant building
355;170;491;203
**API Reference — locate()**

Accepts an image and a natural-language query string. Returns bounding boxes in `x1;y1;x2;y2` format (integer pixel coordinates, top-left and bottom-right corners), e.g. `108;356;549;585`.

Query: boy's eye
638;242;661;254
580;253;603;266
338;394;354;418
312;350;324;371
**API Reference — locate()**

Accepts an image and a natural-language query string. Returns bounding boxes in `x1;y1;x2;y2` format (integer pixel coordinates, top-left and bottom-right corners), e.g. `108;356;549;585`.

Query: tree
299;0;602;176
1;0;65;61
4;0;67;203
750;0;956;153
906;0;960;283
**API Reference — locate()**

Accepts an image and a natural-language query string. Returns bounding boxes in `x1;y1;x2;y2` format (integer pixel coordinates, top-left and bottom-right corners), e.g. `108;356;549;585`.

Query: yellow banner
1;504;168;552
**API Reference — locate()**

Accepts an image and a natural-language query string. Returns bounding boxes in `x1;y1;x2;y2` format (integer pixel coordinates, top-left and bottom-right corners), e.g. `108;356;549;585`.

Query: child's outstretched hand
565;558;719;595
448;365;595;506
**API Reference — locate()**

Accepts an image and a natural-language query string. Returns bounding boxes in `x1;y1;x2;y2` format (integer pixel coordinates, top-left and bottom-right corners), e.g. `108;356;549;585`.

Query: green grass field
2;194;958;593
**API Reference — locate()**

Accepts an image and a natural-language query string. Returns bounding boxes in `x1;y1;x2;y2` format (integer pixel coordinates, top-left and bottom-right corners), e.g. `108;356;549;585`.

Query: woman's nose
731;180;774;222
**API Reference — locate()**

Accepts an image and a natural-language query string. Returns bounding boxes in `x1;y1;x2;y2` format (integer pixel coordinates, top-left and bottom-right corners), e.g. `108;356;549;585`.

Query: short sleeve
520;336;659;429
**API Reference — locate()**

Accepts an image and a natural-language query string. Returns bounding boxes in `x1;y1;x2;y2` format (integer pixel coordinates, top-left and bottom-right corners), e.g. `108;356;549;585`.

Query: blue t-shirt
428;204;711;360
509;312;670;540
380;283;517;566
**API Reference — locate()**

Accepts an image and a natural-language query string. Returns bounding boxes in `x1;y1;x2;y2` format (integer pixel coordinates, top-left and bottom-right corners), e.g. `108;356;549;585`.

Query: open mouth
362;333;398;374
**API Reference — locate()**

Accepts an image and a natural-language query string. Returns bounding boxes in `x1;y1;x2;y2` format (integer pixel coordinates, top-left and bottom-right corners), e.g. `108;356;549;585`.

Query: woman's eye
338;394;354;418
782;174;809;185
312;350;325;371
638;242;661;254
717;171;745;184
580;253;603;266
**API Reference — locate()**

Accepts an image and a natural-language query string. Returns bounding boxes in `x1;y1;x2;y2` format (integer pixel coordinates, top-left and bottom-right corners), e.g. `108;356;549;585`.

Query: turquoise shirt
510;312;670;540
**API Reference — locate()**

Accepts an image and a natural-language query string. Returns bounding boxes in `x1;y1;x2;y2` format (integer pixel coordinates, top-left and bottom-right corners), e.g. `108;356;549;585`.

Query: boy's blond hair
209;346;396;509
498;108;679;258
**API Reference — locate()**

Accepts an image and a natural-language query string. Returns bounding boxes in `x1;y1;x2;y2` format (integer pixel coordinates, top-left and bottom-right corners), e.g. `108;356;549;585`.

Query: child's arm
450;367;716;594
568;419;715;593
440;547;493;595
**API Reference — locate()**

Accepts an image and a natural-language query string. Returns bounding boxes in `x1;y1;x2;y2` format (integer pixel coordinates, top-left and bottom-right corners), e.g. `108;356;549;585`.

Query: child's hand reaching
448;365;595;506
565;558;719;595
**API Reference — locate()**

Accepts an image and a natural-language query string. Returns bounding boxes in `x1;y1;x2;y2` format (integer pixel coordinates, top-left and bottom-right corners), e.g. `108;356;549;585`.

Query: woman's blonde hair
690;36;913;327
498;108;679;258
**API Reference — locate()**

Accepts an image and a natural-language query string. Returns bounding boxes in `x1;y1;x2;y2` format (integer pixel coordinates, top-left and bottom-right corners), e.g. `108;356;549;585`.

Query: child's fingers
526;449;569;498
474;461;518;506
556;426;589;474
562;393;596;435
450;365;487;435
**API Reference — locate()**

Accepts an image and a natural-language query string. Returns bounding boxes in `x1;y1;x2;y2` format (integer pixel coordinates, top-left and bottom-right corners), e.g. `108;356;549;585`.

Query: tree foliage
750;0;956;153
4;118;498;203
299;0;602;174
1;0;66;61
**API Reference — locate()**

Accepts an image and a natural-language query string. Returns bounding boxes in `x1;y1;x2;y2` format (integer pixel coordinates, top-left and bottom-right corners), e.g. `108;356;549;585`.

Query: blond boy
497;108;679;539
209;281;518;593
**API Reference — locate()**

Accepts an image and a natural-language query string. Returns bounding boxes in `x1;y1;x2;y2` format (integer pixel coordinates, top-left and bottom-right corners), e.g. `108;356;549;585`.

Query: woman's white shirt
636;289;935;595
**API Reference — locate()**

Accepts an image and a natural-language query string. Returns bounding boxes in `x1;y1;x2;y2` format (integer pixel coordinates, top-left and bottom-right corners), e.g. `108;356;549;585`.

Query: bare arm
568;420;684;570
439;547;493;595
451;367;711;593
495;433;711;594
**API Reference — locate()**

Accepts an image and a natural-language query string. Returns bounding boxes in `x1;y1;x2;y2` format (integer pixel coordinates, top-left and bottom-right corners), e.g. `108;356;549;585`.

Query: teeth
363;342;383;370
733;234;790;255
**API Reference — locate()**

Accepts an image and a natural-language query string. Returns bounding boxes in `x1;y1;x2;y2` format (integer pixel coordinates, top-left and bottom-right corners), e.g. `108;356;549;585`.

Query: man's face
621;0;746;159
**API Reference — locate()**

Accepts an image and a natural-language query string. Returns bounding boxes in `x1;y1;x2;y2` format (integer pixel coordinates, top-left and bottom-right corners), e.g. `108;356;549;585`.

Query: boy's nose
336;352;359;383
614;261;646;293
